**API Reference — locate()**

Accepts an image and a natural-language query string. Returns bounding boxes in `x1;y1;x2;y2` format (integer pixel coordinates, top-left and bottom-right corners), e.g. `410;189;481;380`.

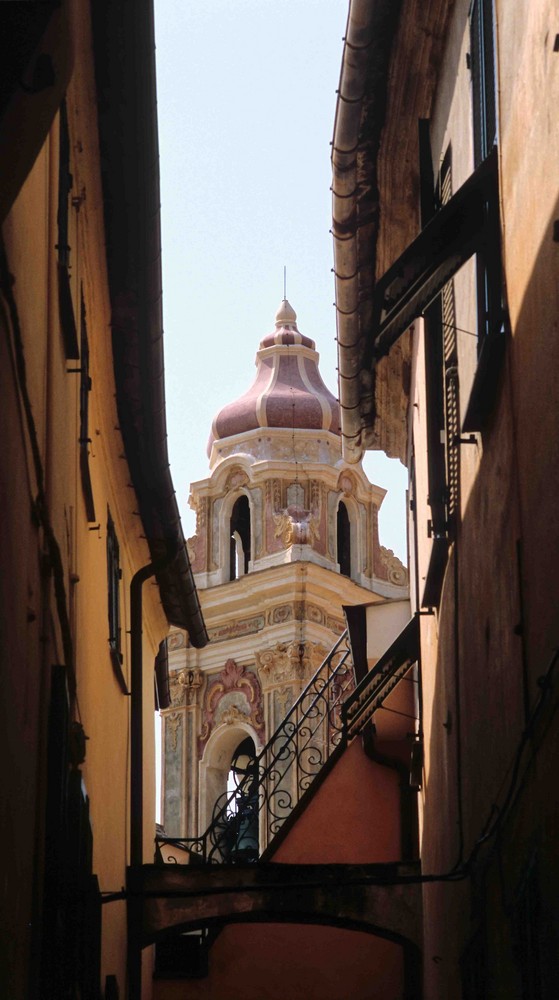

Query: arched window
337;500;351;578
230;495;251;580
223;736;258;861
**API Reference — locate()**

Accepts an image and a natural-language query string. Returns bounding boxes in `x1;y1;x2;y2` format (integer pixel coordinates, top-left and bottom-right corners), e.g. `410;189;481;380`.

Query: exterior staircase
156;616;418;866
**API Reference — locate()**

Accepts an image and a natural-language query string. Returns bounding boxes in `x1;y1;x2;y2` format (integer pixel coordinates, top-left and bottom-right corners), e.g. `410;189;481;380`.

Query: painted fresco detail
207;614;265;643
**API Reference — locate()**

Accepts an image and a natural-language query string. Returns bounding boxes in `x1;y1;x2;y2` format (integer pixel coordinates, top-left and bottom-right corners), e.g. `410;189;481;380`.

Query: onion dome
208;301;340;454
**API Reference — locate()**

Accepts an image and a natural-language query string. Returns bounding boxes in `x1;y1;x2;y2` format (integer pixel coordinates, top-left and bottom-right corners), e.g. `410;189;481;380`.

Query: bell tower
160;301;408;838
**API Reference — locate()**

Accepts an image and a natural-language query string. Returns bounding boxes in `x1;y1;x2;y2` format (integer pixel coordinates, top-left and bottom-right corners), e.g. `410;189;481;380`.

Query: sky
154;0;408;563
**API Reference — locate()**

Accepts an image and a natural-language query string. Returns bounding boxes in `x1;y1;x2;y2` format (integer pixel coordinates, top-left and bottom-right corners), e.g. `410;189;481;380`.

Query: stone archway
198;721;262;839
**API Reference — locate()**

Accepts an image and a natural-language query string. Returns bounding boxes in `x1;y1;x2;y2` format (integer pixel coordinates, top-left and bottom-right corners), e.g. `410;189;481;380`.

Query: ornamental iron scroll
158;630;354;864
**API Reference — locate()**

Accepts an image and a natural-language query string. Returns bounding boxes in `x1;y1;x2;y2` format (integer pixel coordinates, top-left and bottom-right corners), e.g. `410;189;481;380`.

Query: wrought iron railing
341;616;418;741
157;630;354;864
156;618;418;866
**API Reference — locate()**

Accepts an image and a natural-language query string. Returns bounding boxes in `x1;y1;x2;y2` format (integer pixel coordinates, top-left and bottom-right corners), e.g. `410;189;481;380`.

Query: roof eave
332;0;454;465
92;0;208;647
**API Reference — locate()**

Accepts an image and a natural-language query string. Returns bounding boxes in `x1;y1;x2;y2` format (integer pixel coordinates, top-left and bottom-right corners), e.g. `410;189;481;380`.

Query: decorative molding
256;640;327;689
273;508;320;548
338;471;355;496
266;478;282;513
267;602;325;627
166;713;182;752
269;603;293;625
219;705;252;728
310;479;322;514
325;615;345;635
379;545;408;586
190;494;208;532
226;467;249;489
306;603;324;625
199;660;264;754
169;668;203;707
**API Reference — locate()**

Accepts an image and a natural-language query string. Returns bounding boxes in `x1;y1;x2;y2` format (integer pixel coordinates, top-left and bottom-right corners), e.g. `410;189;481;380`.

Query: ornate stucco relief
267;602;325;627
338;471;355;496
248;485;263;558
327;490;338;558
273;507;320;548
198;659;264;755
379;545;408;586
226;468;249;490
187;494;209;573
169;667;203;708
256;640;327;689
211;495;223;571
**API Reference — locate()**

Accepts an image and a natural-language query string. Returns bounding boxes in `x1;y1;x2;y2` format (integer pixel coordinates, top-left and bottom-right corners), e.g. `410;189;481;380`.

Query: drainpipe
130;540;181;864
128;541;180;1000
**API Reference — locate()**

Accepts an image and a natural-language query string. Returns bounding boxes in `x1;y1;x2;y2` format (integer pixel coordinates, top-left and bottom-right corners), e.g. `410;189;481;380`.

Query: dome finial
275;298;297;328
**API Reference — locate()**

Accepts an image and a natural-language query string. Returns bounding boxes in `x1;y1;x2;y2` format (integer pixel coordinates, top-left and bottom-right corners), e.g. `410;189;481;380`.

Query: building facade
333;1;559;997
0;4;206;998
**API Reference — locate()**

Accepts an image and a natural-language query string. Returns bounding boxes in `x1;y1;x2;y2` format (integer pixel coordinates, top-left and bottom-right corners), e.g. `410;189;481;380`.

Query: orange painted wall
155;925;403;1000
155;739;410;999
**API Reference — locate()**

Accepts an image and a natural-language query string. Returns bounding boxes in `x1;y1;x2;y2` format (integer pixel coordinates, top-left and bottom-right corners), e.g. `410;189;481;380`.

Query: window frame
56;100;79;359
336;499;352;578
229;494;251;580
470;0;497;168
369;148;500;364
107;510;128;693
78;292;95;522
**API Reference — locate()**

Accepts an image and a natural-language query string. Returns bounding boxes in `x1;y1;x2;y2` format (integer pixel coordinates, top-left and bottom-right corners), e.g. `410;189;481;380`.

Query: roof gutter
331;0;402;463
92;0;207;647
333;1;456;466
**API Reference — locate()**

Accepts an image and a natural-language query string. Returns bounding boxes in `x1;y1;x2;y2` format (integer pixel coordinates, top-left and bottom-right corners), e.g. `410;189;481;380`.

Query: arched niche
337;500;351;577
335;491;362;580
198;722;262;840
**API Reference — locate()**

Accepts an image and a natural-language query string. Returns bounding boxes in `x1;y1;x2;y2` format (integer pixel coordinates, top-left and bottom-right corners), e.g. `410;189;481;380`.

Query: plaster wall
155;740;409;1000
0;5;168;993
402;0;559;994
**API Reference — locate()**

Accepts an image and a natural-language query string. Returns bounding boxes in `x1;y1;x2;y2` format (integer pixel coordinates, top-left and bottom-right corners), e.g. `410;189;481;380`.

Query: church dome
208;301;340;454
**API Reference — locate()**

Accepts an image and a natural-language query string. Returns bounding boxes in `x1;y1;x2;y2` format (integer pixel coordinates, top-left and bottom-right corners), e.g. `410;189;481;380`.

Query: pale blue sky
154;0;407;562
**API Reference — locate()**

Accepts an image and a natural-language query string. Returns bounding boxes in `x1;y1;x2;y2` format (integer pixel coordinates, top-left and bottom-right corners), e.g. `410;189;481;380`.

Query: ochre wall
403;1;559;995
0;3;168;995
